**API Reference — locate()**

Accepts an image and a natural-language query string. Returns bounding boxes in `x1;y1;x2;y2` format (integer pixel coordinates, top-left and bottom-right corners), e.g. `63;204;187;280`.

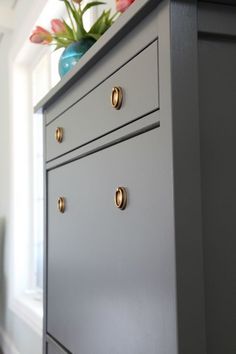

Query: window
10;0;102;335
10;0;65;335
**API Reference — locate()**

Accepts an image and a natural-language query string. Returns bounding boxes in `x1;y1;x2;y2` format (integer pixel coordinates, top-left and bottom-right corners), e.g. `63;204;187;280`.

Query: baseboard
0;327;20;354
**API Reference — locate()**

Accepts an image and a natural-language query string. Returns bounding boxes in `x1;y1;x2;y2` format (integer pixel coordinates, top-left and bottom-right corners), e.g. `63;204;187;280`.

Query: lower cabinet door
47;128;176;354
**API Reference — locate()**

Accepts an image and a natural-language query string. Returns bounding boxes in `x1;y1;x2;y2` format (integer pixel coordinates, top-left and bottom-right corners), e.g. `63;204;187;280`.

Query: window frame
9;0;65;335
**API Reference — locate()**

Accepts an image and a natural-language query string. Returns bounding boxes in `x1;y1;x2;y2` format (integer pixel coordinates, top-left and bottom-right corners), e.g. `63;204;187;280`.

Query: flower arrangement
30;0;135;49
30;1;115;49
30;0;135;77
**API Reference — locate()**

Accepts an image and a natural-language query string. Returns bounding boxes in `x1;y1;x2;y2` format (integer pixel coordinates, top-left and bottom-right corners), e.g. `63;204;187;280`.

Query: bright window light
11;0;100;333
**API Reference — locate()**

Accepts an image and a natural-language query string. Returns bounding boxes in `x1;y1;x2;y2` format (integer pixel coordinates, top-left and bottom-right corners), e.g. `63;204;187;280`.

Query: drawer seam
47;108;159;164
46;333;72;354
46;121;160;172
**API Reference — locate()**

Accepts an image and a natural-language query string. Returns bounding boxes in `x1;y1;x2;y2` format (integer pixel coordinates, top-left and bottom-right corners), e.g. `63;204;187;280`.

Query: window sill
10;293;43;336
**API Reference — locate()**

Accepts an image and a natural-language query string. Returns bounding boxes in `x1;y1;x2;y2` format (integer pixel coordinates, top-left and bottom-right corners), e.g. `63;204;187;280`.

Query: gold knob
111;87;123;110
55;127;63;143
114;187;127;210
57;197;65;213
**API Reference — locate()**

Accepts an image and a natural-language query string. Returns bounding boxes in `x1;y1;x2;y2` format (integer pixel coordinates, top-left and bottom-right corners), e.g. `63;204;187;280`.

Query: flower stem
110;11;120;21
64;0;77;40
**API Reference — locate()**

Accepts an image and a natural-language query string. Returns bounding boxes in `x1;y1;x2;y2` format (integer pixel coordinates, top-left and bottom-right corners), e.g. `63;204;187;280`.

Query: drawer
47;127;175;354
46;40;159;161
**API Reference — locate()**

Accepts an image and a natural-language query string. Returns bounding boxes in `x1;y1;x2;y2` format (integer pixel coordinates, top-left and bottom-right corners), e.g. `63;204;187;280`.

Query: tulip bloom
51;19;66;34
72;0;82;3
30;26;52;44
116;0;135;13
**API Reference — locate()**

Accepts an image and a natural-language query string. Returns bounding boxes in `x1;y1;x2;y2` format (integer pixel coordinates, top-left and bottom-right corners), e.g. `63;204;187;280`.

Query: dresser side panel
199;34;236;354
170;1;206;353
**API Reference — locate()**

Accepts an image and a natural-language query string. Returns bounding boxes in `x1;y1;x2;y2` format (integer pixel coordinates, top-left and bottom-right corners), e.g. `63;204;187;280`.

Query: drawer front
47;127;176;354
46;40;159;161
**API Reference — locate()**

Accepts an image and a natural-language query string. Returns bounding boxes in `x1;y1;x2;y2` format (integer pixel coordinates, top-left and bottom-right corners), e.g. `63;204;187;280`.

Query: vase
59;38;96;78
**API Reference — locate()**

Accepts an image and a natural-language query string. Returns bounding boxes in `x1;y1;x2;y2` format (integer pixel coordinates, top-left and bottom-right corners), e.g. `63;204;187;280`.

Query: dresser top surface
34;0;235;112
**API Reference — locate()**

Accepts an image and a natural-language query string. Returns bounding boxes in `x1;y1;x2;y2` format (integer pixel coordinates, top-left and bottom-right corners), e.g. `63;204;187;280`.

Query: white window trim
9;56;44;336
9;0;57;335
10;296;43;336
8;0;102;334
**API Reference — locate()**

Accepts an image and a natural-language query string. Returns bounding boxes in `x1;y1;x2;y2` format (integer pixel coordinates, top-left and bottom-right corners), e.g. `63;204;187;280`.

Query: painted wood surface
47;128;177;354
41;1;236;353
46;41;159;161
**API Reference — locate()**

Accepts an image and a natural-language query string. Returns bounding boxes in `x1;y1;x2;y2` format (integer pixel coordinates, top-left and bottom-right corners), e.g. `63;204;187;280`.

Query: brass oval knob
55;127;64;143
111;87;123;110
57;197;65;213
114;187;127;210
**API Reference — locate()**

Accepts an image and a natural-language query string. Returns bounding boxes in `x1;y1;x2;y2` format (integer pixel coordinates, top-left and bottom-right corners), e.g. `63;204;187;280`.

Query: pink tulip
29;26;52;44
51;19;66;34
116;0;135;13
72;0;82;3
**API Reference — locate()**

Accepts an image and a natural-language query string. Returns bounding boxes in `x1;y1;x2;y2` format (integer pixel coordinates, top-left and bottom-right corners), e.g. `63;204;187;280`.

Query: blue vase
59;39;96;78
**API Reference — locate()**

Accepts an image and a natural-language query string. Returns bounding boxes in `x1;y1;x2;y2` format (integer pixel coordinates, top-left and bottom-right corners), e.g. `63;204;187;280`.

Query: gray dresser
35;1;236;353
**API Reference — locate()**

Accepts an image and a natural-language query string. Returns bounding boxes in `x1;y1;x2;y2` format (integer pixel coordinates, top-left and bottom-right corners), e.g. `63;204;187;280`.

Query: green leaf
54;36;73;46
85;33;100;41
76;20;86;40
63;0;86;40
88;9;115;37
88;10;105;33
63;0;78;20
63;20;74;39
65;1;86;40
82;1;106;15
110;11;120;21
63;0;77;39
59;0;115;42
